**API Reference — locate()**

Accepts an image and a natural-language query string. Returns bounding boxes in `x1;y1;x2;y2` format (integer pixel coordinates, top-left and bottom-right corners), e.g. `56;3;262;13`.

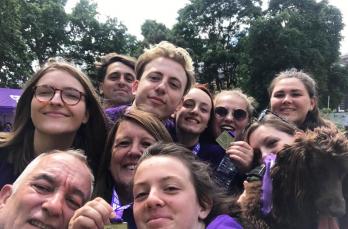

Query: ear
82;110;89;124
98;83;104;95
294;130;304;139
0;185;13;209
132;80;139;96
198;198;212;220
309;97;316;111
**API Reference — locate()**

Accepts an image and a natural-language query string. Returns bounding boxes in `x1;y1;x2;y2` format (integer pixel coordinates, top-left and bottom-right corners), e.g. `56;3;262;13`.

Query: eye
183;99;195;109
141;141;153;148
164;185;180;194
273;92;284;98
169;80;181;90
200;106;209;113
108;72;121;81
66;196;83;210
148;73;161;82
265;138;278;148
32;183;52;194
115;140;131;148
291;92;302;97
125;74;135;83
134;191;148;201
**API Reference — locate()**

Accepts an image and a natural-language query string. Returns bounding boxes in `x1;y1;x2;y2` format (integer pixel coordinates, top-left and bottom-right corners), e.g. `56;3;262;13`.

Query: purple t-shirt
207;214;243;229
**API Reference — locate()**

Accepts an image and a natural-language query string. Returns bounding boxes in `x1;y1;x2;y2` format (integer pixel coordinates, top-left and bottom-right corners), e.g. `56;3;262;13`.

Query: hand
69;197;115;229
226;141;254;173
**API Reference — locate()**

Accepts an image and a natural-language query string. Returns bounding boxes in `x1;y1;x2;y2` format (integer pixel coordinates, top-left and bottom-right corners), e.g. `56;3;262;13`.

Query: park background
1;0;348;128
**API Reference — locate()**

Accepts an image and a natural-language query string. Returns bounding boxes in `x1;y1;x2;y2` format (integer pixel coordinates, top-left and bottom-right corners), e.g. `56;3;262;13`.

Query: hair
13;149;94;199
93;109;173;201
243;113;298;163
137;142;234;224
135;41;195;96
268;68;331;131
214;89;258;123
0;59;107;176
95;52;136;82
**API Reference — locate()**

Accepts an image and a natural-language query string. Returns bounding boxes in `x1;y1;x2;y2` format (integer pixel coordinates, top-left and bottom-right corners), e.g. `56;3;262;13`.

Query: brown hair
95;52;136;82
0;59;107;176
135;41;195;95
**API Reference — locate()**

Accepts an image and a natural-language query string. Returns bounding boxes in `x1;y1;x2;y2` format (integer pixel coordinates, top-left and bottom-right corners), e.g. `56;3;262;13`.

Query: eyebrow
134;175;182;187
33;173;88;203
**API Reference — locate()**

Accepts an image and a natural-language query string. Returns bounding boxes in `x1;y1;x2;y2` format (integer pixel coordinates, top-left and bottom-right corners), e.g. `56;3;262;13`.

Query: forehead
27;154;91;197
115;120;155;139
143;57;187;82
36;70;85;92
106;62;135;74
273;78;307;92
134;156;193;186
215;93;247;108
185;88;212;104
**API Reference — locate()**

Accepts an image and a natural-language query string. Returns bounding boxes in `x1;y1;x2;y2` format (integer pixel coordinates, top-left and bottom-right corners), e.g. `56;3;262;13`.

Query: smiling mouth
28;219;54;229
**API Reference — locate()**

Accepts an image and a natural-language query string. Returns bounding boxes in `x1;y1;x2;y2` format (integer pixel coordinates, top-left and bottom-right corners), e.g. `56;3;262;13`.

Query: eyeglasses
257;109;289;123
33;85;85;106
214;107;248;121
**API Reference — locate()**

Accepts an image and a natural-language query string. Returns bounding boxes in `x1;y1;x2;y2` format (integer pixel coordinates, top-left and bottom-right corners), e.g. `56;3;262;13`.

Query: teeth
29;220;53;229
126;165;136;170
186;118;198;124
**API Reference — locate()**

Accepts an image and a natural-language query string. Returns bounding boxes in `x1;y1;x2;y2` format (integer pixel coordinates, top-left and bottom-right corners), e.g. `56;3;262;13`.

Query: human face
100;62;135;106
212;94;249;138
132;57;187;119
270;78;315;127
0;153;92;229
133;156;210;229
31;70;89;137
249;125;296;162
109;120;156;189
175;88;212;136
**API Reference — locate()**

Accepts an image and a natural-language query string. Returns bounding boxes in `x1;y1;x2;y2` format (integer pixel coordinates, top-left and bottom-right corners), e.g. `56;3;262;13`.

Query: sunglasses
214;107;248;121
257;109;300;131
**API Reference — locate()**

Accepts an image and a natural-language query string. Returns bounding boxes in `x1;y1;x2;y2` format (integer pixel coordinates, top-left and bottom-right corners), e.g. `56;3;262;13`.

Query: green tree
172;0;262;90
244;0;344;109
0;0;32;87
141;20;171;45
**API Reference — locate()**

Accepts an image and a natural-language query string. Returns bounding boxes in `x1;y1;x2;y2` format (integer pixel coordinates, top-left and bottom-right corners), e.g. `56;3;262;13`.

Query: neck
116;184;133;205
176;128;199;148
33;130;76;156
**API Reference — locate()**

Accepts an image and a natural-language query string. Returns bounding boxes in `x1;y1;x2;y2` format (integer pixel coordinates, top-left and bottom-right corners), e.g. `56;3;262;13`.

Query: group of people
0;40;343;229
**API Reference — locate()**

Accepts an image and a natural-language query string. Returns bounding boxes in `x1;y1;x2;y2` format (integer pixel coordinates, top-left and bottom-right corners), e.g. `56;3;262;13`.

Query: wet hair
135;41;195;96
268;68;330;131
13;149;94;199
214;89;258;123
93;109;173;201
95;53;136;82
137;142;233;224
0;59;107;176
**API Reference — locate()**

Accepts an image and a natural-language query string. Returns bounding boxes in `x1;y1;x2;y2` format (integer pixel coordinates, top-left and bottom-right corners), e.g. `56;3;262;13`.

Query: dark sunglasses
214;107;248;121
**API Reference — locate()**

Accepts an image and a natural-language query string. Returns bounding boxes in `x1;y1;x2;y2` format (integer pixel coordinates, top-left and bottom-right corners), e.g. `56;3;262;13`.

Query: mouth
28;219;55;229
148;96;165;105
221;125;235;132
279;107;295;112
122;163;137;171
185;117;199;124
43;111;68;117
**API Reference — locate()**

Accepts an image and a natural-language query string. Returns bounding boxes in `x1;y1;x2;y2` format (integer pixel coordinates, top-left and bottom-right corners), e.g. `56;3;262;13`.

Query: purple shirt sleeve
206;214;243;229
261;153;276;216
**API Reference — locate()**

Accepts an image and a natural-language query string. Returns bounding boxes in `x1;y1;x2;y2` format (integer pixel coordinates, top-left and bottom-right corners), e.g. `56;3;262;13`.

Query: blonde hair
135;41;195;95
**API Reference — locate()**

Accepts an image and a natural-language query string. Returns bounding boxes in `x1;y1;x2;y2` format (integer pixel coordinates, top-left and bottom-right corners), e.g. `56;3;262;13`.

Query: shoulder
207;214;243;229
105;105;130;122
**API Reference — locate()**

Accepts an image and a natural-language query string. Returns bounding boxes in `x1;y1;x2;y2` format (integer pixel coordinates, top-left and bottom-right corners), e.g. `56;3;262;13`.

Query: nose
118;75;127;87
282;94;292;104
154;80;166;95
49;91;64;106
224;111;234;122
42;192;64;217
145;189;165;209
127;143;143;159
190;105;199;114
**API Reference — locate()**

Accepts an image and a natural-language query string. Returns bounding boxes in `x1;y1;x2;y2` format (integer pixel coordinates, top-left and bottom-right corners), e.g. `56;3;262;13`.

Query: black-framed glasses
33;85;85;106
214;106;248;121
258;109;290;124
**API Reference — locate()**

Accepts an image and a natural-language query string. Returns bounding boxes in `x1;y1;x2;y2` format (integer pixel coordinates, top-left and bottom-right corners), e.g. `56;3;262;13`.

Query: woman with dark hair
0;59;107;187
133;142;243;229
268;68;333;131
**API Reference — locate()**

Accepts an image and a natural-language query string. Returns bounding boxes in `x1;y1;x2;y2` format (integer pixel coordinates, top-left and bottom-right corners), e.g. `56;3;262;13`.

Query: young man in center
105;41;195;121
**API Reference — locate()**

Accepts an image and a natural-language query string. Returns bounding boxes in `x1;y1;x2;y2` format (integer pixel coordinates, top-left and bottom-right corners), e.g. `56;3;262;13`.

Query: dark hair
268;68;331;131
93;109;173;202
0;60;107;176
95;53;136;82
137;142;233;224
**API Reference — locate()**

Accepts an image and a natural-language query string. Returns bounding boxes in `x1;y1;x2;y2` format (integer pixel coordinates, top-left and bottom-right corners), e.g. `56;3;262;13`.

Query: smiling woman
0;58;107;188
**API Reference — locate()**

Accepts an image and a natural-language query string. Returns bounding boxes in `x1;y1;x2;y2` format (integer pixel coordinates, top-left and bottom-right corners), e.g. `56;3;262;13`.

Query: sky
65;0;348;55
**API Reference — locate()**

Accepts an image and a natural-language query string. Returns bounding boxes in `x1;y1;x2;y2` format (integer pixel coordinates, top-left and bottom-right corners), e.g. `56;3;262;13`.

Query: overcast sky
65;0;348;55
